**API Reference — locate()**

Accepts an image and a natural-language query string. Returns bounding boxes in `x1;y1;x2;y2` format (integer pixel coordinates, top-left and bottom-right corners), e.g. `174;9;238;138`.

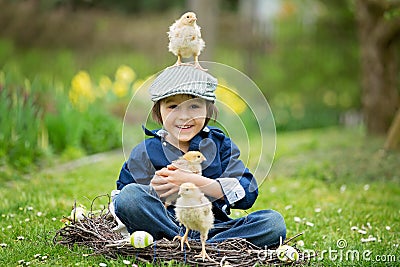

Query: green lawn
0;127;399;266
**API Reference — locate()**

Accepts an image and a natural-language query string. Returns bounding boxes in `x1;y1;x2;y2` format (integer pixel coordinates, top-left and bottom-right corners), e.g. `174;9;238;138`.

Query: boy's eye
168;104;178;109
190;104;200;109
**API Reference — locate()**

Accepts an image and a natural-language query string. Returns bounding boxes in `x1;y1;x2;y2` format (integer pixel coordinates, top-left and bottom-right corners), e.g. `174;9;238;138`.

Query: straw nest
54;196;314;266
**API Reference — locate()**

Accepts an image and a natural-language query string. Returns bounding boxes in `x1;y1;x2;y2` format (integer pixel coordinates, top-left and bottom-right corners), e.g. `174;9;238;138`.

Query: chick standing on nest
168;12;207;71
174;182;214;261
164;151;206;207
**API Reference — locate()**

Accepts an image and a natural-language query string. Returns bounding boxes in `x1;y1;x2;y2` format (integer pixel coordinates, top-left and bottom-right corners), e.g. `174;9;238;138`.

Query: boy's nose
176;106;190;116
177;112;192;123
179;111;197;123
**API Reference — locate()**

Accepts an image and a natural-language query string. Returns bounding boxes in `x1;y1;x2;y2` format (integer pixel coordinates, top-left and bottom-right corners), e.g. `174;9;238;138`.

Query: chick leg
194;233;212;261
172;54;192;68
173;228;190;251
174;55;183;66
193;55;208;71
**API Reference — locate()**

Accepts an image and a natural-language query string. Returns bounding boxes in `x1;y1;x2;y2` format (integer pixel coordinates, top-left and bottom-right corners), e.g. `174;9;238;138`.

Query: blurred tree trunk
238;0;274;78
384;107;400;150
238;0;257;78
355;0;400;135
186;0;219;61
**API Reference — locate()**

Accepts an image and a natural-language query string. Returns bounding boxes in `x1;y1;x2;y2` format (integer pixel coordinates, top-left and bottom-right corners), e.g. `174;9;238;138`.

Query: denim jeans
114;183;286;248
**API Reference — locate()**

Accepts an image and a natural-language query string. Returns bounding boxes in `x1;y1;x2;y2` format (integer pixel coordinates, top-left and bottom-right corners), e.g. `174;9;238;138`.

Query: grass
0;126;399;266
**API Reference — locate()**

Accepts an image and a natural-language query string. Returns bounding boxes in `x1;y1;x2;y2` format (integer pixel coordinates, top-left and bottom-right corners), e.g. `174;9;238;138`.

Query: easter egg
276;245;299;262
70;206;85;221
130;231;154;248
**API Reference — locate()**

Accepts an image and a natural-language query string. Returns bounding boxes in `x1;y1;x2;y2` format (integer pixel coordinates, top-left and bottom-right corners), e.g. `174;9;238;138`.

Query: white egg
130;231;154;248
71;206;85;221
276;245;299;262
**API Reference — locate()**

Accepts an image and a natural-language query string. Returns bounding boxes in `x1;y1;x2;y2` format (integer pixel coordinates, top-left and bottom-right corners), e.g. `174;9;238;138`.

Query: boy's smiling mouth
177;125;193;129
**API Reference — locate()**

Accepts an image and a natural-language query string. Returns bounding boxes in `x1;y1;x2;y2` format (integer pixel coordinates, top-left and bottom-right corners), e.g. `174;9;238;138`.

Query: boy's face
160;94;207;151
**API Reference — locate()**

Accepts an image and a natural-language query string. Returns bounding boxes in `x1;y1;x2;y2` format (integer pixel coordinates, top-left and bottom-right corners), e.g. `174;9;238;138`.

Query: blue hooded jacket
116;126;258;222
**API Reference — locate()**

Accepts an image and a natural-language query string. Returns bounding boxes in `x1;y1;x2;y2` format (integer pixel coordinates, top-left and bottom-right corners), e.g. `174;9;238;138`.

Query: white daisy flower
306;221;314;227
358;229;367;235
294;217;302;223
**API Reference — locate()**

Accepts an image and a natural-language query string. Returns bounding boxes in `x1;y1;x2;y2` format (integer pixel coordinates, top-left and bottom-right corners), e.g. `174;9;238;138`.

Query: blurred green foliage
0;71;45;168
217;0;360;131
0;39;76;84
0;59;126;170
37;0;185;13
0;0;364;169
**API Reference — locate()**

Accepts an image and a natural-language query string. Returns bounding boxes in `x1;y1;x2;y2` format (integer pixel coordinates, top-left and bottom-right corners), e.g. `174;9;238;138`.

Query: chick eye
197;155;201;158
187;16;190;18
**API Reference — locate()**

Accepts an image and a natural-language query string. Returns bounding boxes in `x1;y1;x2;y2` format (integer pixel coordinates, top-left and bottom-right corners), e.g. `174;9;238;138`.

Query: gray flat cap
148;65;218;102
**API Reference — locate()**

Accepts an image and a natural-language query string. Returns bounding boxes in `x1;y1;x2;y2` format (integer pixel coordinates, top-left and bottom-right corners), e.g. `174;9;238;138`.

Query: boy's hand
150;173;176;198
152;167;195;198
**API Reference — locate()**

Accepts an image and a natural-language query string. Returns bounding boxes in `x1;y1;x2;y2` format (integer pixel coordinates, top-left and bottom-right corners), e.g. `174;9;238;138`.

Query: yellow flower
69;71;95;111
115;65;136;84
71;71;94;100
113;81;128;98
98;75;112;96
215;80;247;115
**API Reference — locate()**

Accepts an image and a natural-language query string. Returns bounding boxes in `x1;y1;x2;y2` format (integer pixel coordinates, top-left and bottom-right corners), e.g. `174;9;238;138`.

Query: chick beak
190;17;197;24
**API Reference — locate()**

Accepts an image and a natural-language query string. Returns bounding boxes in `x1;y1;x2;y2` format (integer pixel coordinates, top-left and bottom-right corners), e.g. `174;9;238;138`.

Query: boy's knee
121;184;149;198
271;210;286;240
115;184;149;213
259;210;286;245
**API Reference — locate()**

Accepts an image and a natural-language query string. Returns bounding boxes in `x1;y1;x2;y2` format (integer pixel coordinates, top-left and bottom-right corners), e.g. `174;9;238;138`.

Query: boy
114;65;286;248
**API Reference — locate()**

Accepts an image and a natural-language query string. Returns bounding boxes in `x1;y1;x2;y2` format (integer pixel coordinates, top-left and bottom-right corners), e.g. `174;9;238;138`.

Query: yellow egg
130;231;154;248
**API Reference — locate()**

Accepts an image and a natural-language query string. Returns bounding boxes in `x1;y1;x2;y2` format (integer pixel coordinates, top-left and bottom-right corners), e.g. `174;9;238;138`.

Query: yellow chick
171;151;206;174
174;182;214;261
164;151;206;207
168;12;207;71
